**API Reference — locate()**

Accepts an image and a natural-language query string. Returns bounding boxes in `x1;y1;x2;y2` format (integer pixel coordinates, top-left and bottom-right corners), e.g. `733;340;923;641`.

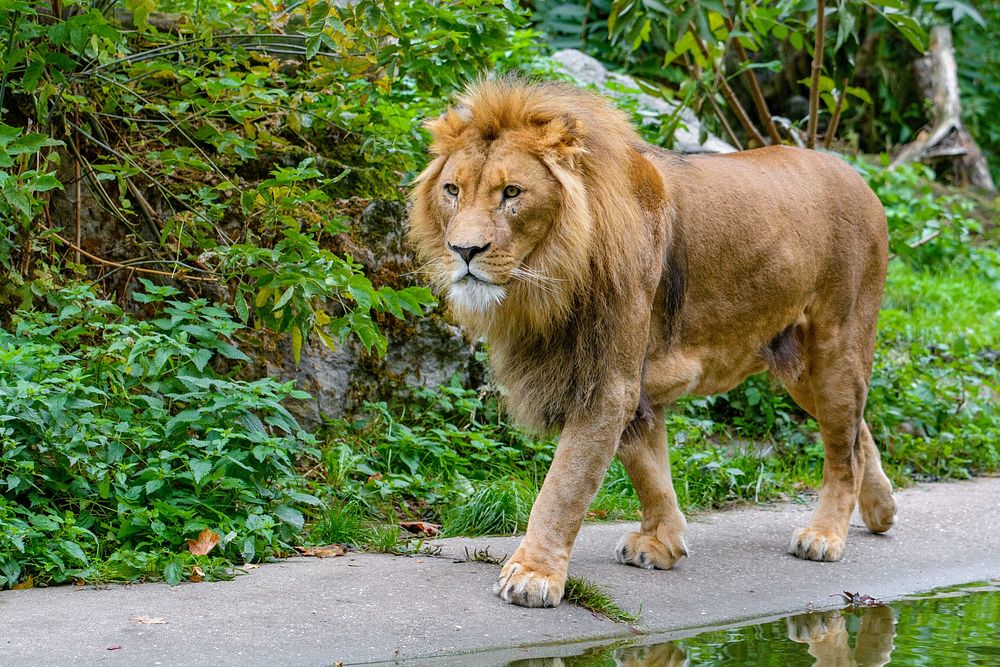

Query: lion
408;77;896;608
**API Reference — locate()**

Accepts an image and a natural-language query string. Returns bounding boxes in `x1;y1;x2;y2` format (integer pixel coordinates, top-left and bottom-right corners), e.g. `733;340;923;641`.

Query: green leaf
291;327;303;366
347;275;374;310
273;504;304;531
192;349;214;372
190;460;213;485
288;491;322;506
164;562;183;586
273;286;295;311
235;292;249;323
61;540;88;565
30;173;63;192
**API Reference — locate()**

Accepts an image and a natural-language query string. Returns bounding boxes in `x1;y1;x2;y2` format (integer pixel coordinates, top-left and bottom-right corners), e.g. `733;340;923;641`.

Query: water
507;582;1000;666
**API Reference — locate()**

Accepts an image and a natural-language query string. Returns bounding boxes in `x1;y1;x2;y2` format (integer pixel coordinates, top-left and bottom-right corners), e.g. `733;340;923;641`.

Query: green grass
879;261;1000;348
443;477;537;536
564;575;640;623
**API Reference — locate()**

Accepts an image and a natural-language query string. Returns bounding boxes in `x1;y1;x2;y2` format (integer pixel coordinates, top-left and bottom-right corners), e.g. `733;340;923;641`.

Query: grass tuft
564;576;639;623
443;477;536;536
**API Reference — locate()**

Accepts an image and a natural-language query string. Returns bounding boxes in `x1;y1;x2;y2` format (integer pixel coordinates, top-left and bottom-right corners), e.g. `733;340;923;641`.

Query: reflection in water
509;607;897;666
505;584;1000;667
787;607;895;666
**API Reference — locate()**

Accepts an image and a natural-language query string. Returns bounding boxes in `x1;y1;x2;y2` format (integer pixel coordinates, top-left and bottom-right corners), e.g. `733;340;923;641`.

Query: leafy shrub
0;283;321;588
853;157;988;270
321;380;554;518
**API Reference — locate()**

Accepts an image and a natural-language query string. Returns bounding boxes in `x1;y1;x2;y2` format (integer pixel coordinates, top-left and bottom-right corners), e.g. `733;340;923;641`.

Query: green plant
852;156;990;271
444;477;537;536
564;575;639;623
0;283;321;588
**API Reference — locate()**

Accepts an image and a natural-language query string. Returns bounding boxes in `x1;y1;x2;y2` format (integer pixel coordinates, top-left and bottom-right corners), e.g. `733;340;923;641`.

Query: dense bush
0;283;321;587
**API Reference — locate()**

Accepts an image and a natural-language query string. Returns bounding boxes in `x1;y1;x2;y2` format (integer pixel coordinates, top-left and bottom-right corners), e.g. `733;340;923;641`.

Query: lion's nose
448;242;491;265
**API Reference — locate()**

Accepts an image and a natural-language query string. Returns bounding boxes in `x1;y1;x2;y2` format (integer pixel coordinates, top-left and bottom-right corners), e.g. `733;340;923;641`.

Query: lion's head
408;77;664;339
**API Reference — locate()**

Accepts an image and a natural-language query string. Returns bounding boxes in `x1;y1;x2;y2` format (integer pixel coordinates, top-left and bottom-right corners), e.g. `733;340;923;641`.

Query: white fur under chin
449;279;506;312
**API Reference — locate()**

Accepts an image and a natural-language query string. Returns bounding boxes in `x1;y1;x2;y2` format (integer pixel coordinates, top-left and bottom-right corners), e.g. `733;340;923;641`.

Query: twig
823;78;849;149
725;16;781;145
687;54;744;150
908;230;941;248
47;231;217;282
709;96;744;150
691;27;766;147
74;125;82;264
581;0;592;48
0;10;19;114
806;0;827;149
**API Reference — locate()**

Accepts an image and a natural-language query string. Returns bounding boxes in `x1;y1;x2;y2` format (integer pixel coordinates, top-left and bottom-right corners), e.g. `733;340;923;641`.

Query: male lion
408;78;896;608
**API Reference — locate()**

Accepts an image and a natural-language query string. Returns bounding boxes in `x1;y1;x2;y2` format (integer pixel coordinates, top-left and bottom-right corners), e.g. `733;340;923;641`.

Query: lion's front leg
614;405;688;570
494;406;628;607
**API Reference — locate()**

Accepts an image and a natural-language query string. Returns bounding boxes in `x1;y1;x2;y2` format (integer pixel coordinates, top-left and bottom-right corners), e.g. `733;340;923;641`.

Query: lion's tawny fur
408;77;897;608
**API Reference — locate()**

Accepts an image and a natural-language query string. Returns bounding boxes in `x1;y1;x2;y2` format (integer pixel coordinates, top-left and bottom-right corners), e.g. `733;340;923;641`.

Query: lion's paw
860;490;896;534
493;560;565;608
788;526;845;562
615;531;688;570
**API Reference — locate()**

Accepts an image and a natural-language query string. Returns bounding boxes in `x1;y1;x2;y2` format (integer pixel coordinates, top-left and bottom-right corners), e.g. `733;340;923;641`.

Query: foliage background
1;0;997;589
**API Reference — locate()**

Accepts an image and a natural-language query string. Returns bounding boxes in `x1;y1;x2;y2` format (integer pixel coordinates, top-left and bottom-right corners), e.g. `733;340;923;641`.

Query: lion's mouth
449;273;507;311
453;269;500;287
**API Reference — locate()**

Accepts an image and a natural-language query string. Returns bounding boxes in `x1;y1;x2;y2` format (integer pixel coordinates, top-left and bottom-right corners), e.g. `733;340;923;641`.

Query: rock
259;199;479;428
551;49;736;154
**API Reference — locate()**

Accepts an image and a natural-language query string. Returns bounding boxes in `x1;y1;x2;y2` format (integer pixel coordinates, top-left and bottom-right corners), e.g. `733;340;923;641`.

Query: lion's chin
448;278;506;313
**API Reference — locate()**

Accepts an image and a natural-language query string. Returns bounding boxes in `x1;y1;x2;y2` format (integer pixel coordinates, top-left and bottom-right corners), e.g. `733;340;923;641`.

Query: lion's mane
408;79;673;433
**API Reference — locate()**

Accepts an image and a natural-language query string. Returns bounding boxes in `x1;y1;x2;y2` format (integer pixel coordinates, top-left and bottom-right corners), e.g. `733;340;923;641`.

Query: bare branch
806;0;827;149
823;78;849;150
691;27;766;147
725;16;781;145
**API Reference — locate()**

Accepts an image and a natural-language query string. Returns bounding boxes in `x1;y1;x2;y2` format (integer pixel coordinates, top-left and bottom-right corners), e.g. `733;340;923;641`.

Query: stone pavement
1;477;997;666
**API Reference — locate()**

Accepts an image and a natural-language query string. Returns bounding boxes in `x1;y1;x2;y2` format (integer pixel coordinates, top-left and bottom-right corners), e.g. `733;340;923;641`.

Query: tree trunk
891;26;995;191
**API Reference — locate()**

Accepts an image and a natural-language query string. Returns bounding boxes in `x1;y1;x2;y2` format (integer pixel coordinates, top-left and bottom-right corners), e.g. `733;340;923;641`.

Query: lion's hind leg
780;317;895;561
857;420;896;534
781;379;896;539
615;405;688;570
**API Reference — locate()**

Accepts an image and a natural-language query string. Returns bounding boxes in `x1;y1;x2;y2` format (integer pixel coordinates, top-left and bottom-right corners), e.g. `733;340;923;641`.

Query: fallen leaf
400;521;440;537
131;616;167;625
835;591;884;607
190;565;205;583
366;473;383;484
12;575;33;590
241;563;261;571
294;544;346;558
186;528;220;556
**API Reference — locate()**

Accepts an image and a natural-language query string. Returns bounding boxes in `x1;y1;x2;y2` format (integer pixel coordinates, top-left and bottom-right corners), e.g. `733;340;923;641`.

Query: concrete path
2;477;998;666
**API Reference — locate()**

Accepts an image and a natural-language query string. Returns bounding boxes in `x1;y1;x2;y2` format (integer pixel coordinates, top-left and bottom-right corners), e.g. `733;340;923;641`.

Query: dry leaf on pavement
400;521;440;537
131;616;168;625
186;528;220;556
190;565;205;583
12;575;33;590
294;544;347;558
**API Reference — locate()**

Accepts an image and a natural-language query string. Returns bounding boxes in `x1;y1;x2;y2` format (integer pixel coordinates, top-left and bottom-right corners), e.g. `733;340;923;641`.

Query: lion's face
422;139;563;313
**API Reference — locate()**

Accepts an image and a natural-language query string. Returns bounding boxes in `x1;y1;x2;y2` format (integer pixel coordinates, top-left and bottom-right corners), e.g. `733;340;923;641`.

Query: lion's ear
424;107;469;156
533;114;587;166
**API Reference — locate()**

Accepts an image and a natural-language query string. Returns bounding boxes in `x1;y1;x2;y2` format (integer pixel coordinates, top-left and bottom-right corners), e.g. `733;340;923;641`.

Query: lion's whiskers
511;266;564;297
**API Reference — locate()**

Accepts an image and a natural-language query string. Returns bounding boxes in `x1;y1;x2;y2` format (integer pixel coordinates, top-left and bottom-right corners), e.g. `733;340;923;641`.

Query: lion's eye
503;185;522;199
443;183;459;196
